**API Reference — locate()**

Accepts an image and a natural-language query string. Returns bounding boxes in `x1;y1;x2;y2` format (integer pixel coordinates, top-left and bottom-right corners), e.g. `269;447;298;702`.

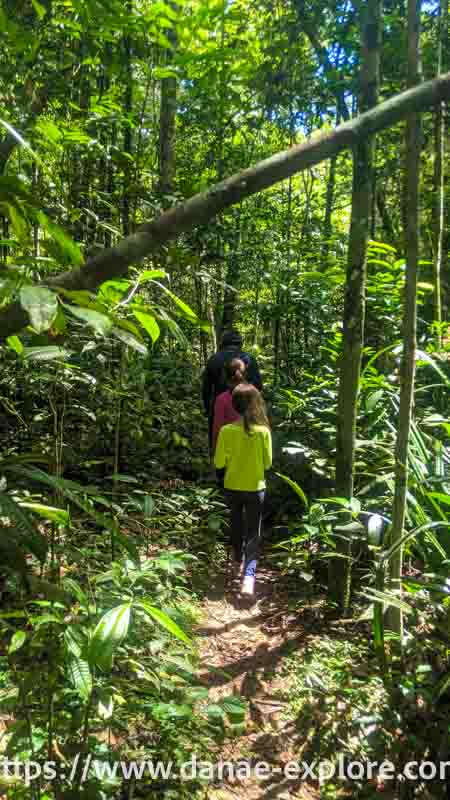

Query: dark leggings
224;490;265;578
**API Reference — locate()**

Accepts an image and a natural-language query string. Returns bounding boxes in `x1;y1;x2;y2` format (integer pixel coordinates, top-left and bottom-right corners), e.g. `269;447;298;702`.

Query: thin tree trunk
329;0;382;612
321;151;338;268
433;0;447;349
386;0;422;640
0;74;449;339
157;4;178;201
215;0;228;341
222;217;242;330
377;188;396;243
122;7;133;237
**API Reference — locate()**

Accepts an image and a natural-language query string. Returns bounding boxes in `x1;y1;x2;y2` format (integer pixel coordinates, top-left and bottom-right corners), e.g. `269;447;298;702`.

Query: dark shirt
201;347;263;416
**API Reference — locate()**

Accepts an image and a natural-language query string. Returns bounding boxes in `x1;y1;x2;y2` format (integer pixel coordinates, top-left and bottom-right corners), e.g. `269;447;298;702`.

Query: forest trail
195;558;322;800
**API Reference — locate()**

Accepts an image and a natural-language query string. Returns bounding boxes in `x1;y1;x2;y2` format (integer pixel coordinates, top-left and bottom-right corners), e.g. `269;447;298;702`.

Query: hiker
214;383;272;596
202;329;262;452
211;357;247;454
212;357;247;489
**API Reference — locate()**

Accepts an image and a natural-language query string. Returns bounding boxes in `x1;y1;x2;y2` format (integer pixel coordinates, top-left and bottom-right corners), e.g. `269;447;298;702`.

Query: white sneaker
241;576;255;595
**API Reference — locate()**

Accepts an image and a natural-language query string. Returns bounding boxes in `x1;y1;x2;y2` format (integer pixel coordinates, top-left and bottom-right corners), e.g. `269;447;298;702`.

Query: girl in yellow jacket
214;383;272;596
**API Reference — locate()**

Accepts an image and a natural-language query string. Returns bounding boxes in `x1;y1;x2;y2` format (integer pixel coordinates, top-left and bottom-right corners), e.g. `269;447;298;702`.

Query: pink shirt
212;390;240;453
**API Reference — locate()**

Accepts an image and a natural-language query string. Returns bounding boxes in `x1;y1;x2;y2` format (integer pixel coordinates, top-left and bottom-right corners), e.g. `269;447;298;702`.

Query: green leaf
31;0;46;18
133;311;160;343
137;601;191;644
417;282;434;291
36;119;62;143
153;66;178;79
415;350;450;385
366;389;384;411
275;472;308;507
67;656;92;700
111;327;148;355
427;492;450;507
221;696;247;723
113;530;140;565
23;346;71;362
383;521;450;564
368;240;397;253
36;213;83;266
152;702;193;720
8;631;26;654
433;670;450;701
0;492;48;562
18;502;69;525
19;287;58;334
6;336;23;355
361;588;413;614
0;118;44;167
65;625;85;658
350;497;361;515
65;304;112;335
154;282;210;331
98;691;114;719
138;269;167;283
88;603;132;670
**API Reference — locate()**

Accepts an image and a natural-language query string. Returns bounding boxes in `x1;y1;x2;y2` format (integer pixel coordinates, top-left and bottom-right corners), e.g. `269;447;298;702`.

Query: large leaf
137;601;191;644
133;310;160;343
0;118;44;167
111;327;149;355
88;603;132;670
383;521;450;564
36;212;83;265
154;282;210;332
23;346;71;362
275;472;309;508
19;287;58;334
361;588;413;614
138;269;167;283
67;655;92;700
0;492;48;562
427;492;450;508
65;304;112;335
415;349;450;385
19;502;69;525
3;465;112;530
6;336;23;355
8;631;27;654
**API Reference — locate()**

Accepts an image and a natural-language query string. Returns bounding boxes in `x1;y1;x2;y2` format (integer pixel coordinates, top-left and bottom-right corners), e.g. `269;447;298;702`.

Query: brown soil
196;562;322;800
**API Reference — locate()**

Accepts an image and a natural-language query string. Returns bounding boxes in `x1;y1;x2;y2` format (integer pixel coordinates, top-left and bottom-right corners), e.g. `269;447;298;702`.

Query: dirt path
196;561;322;800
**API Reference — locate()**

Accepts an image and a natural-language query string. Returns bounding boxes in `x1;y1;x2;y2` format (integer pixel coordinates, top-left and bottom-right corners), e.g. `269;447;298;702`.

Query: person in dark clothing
202;330;263;453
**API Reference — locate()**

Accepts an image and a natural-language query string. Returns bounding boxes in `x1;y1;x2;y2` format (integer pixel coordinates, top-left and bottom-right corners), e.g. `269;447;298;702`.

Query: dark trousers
208;413;214;454
224;490;265;578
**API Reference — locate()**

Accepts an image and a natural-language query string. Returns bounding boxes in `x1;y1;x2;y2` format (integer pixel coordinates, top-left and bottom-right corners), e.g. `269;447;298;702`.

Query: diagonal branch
0;72;449;340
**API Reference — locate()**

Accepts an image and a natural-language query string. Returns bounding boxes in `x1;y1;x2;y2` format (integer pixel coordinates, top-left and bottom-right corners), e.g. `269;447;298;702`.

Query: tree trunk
377;188;396;243
222;220;242;330
321;149;338;269
122;6;133;237
0;74;449;339
157;4;178;202
386;0;422;641
329;0;382;612
433;0;447;349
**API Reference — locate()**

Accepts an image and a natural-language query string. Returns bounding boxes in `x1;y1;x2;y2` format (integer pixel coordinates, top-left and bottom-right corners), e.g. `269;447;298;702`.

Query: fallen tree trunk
1;72;449;339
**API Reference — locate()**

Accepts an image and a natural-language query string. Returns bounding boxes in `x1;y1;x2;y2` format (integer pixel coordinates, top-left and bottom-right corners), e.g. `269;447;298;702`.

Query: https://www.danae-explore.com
2;754;450;787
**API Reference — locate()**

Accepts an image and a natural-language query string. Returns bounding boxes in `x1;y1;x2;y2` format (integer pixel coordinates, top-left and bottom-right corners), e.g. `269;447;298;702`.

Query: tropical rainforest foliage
0;0;449;797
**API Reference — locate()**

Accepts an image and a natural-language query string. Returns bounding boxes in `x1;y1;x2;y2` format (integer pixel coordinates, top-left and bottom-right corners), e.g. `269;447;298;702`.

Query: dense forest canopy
0;0;449;798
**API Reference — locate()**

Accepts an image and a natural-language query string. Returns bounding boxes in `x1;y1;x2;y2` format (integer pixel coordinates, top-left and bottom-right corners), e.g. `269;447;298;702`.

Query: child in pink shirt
212;358;247;454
